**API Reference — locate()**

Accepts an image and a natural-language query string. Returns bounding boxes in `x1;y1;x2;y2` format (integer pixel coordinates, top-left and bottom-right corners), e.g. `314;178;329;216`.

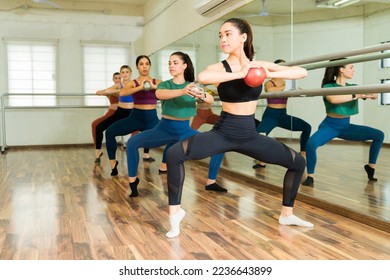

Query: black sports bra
217;60;262;103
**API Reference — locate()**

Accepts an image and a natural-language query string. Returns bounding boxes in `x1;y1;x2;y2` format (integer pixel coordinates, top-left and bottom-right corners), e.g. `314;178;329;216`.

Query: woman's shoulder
207;61;225;71
322;82;337;88
157;79;177;89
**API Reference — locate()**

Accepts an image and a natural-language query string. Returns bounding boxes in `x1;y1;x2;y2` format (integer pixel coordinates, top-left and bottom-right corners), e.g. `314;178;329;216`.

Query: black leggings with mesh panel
166;111;305;207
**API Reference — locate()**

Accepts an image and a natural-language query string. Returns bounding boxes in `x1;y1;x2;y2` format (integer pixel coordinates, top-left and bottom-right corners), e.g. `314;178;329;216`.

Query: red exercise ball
244;67;266;87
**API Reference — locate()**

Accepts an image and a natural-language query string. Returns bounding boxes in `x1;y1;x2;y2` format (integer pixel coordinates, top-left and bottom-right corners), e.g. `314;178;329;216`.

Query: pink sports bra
132;79;157;105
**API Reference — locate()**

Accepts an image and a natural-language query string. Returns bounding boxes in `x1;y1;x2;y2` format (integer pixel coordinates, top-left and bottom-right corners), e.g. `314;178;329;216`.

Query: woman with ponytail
164;18;312;239
302;60;384;187
124;51;224;198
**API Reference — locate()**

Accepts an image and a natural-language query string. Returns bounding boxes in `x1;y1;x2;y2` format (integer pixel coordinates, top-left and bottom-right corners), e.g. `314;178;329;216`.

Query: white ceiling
1;0;389;23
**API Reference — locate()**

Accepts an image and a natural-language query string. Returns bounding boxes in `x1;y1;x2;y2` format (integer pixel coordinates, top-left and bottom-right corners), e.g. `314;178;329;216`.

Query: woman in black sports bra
164;18;313;238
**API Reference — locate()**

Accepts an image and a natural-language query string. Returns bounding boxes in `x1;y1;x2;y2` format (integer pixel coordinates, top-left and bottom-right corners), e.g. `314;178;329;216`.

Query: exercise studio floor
0;141;389;260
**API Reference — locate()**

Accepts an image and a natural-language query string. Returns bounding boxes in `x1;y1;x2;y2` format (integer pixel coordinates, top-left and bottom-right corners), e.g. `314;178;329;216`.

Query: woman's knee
167;142;183;159
376;130;385;142
105;125;117;139
167;140;190;165
305;138;317;153
294;152;306;171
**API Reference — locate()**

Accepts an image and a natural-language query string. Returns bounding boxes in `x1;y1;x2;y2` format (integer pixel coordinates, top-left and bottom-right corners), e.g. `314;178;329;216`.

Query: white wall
142;0;253;55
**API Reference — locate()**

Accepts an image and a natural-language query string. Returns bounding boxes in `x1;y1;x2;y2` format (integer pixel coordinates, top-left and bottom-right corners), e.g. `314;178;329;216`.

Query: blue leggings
306;116;384;174
126;117;224;178
105;108;159;159
256;107;311;152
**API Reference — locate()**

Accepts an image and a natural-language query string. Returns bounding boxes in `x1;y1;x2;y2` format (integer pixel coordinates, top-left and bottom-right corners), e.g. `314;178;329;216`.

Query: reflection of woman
190;87;220;130
302;61;384;187
92;72;120;164
94;65;133;164
165;18;313;239
105;55;161;176
125;51;224;197
253;59;311;169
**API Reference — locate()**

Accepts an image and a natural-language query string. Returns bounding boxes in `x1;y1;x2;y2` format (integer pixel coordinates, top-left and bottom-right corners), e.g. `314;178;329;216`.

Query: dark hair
274;59;286;64
171;51;195;82
321;58;347;87
136;55;151;66
223;18;255;61
112;72;120;78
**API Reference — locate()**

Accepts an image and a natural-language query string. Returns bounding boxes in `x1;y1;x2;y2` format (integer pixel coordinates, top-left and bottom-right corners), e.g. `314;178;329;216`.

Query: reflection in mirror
151;0;390;229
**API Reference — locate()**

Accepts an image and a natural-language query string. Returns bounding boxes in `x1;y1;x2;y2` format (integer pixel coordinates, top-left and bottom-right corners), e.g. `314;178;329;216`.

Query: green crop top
323;82;359;116
157;79;196;119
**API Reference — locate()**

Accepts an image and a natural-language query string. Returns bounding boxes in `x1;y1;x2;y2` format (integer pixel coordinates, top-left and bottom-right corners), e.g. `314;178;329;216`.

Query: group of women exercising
91;18;384;238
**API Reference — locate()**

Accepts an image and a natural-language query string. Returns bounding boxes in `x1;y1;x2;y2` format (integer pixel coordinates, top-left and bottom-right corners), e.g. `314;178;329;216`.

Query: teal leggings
306;116;384;174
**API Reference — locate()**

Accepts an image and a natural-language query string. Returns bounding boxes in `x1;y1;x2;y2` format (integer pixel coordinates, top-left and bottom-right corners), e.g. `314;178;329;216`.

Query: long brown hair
223;18;256;61
171;51;195;82
321;58;347;87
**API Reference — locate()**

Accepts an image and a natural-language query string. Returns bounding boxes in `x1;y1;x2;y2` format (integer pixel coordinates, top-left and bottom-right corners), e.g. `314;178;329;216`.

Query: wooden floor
0;142;389;260
199;139;390;232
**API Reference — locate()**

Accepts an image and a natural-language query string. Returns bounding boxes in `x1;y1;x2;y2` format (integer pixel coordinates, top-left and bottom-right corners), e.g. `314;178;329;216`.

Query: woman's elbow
297;68;308;79
155;91;162;100
197;72;208;84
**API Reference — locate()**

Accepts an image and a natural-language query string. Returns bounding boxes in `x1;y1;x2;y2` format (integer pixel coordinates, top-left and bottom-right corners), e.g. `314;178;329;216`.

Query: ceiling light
315;0;360;8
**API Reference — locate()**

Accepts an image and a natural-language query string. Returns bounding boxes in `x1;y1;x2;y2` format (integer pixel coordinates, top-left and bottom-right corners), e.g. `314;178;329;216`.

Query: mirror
149;0;390;228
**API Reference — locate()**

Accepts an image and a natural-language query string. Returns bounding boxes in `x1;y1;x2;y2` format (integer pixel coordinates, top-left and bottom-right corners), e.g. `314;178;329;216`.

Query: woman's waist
214;111;257;137
326;112;350;119
162;115;191;121
196;103;213;110
118;102;134;109
134;104;157;110
109;103;119;110
221;101;257;116
267;104;287;109
267;98;288;106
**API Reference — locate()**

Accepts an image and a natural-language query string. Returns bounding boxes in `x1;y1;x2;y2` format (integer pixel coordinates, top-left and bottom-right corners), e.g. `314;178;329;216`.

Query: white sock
279;214;313;228
166;208;186;238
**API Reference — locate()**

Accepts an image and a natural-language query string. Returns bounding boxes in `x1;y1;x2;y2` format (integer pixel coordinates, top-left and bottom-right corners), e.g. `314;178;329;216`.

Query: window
380;79;390;105
6;40;57;106
158;48;197;81
82;44;130;106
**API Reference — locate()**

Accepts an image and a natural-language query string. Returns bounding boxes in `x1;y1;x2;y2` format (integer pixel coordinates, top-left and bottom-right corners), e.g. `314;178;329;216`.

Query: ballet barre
260;84;390;99
0;93;112;153
300;51;390;70
284;42;390;67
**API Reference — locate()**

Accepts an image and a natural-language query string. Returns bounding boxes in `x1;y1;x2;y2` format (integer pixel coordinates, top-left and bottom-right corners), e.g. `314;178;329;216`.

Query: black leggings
166;111;305;207
95;107;149;154
95;107;132;150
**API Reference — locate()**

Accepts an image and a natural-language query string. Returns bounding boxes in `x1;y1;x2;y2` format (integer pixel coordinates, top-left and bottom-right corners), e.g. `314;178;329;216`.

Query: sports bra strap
221;60;232;73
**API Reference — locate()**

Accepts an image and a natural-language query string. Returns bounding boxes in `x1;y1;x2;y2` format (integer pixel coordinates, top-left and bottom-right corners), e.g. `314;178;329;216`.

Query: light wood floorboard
0;143;389;260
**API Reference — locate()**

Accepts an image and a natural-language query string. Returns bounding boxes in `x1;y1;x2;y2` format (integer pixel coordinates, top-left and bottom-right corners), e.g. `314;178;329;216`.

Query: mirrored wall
150;0;390;223
150;0;390;141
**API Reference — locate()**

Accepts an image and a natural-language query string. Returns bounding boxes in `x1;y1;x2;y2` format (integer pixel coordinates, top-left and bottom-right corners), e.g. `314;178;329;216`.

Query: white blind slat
83;44;129;106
